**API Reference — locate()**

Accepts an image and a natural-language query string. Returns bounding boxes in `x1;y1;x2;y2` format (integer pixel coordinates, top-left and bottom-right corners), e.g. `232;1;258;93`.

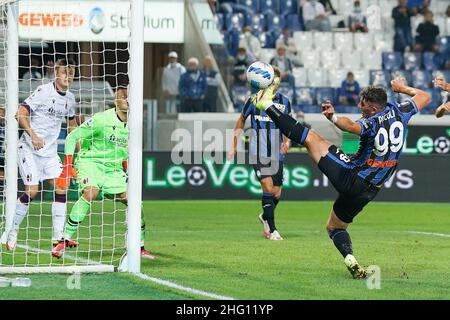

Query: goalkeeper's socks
262;192;276;233
329;229;353;258
52;193;67;240
13;193;32;227
265;105;310;145
64;196;91;239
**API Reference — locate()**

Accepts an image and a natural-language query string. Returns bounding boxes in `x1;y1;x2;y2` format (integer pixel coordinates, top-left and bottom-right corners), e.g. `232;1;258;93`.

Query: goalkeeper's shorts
75;160;127;195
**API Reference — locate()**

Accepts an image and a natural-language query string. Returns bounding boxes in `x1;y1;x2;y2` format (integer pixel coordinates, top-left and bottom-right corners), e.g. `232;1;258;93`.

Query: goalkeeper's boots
269;230;284;241
141;248;157;260
344;254;367;279
258;213;271;239
6;228;18;251
51;239;74;259
52;239;78;248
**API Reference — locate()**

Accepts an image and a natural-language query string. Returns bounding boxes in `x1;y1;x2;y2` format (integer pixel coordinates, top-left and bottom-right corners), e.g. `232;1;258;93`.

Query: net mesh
0;0;132;270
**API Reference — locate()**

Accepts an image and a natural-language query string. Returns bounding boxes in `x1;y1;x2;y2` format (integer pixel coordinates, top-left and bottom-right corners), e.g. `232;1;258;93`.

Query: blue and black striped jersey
350;99;418;186
241;93;292;161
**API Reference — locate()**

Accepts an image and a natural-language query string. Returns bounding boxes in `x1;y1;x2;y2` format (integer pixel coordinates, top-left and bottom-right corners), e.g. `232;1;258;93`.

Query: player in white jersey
6;59;79;251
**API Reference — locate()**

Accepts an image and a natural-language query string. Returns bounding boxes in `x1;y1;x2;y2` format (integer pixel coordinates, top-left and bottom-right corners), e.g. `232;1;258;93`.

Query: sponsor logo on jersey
109;134;127;147
366;158;397;168
254;115;272;122
273;103;286;112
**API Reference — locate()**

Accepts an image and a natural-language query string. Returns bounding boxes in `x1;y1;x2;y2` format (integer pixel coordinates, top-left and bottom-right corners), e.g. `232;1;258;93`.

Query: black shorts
253;160;284;186
318;145;380;223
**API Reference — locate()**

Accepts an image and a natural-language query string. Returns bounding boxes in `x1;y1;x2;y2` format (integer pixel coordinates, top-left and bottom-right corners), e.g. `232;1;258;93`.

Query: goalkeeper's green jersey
65;108;128;168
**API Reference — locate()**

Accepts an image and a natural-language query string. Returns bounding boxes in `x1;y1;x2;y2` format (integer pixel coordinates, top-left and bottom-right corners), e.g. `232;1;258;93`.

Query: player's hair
55;58;75;69
272;65;281;78
360;86;387;108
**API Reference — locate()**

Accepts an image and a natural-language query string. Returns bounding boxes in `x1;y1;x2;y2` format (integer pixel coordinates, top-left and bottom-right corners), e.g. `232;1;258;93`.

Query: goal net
0;0;143;274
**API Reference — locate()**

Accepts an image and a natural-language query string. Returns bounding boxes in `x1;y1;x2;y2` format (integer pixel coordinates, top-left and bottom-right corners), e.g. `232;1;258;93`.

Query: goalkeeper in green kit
52;86;156;260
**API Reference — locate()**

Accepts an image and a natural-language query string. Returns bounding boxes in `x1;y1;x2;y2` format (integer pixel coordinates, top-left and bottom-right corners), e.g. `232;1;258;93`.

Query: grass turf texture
1;200;449;300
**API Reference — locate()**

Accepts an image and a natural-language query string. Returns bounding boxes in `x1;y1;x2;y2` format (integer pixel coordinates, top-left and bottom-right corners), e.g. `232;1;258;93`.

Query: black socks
329;229;353;258
265;105;310;145
262;192;276;233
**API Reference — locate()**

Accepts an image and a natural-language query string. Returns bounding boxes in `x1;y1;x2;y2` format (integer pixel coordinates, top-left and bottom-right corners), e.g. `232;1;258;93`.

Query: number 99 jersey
352;99;418;187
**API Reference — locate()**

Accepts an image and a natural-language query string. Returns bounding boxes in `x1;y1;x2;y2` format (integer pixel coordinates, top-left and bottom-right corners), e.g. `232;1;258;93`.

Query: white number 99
374;121;404;156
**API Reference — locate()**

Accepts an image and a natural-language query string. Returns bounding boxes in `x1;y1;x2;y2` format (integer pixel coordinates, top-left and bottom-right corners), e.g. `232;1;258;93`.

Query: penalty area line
134;272;236;300
406;231;450;238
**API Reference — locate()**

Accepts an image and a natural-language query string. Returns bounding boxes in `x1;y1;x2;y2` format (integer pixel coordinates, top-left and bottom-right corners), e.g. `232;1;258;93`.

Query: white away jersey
20;82;76;157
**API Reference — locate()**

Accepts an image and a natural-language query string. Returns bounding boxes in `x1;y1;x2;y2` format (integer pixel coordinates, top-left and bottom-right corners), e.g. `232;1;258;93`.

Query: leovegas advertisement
18;0;184;43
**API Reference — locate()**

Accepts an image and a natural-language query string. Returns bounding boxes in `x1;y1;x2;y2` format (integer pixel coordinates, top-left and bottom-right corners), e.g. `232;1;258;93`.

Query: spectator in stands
414;10;440;53
202;55;220;112
179;57;207;113
22;57;42;80
319;0;337;15
302;0;332;32
270;44;296;103
276;28;301;67
392;0;415;53
42;60;55;82
238;26;261;62
408;0;431;15
233;47;251;86
162;51;186;114
349;0;368;33
338;72;361;106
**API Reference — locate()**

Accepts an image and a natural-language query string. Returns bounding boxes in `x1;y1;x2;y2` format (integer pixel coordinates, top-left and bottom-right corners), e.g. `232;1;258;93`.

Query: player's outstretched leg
326;211;366;279
52;189;95;258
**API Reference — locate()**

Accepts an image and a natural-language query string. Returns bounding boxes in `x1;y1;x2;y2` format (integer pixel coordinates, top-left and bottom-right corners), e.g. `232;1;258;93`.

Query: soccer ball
246;61;275;90
434;137;450;154
187;166;207;186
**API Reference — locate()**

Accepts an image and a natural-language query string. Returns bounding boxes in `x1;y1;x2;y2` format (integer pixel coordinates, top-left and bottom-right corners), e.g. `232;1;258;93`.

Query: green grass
1;200;449;299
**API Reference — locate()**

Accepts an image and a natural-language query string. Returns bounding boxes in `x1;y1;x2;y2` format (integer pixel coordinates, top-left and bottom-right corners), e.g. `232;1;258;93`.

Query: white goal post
0;0;143;274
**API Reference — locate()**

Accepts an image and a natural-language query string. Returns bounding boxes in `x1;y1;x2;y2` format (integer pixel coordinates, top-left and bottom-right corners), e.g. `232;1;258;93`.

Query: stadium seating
307;68;327;87
293;67;308;87
277;83;294;101
293;31;313;51
362;50;382;70
382;52;403;71
423;52;443;70
354;33;373;51
403;52;422;71
328;69;348;88
370;70;391;87
301;49;321;69
258;32;275;48
260;0;278;14
265;12;285;33
391;70;412;85
314;32;333;50
259;48;276;63
316;87;336;105
232;85;251;109
411;70;431;89
280;0;298;15
237;0;258;12
334;32;353;51
353;70;370;87
286;14;303;32
296;87;316;106
228;13;246;31
248;14;266;33
340;49;362;70
321;50;341;69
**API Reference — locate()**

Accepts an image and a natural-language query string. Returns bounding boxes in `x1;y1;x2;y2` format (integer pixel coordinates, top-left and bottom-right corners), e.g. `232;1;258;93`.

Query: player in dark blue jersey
228;67;291;241
254;77;431;278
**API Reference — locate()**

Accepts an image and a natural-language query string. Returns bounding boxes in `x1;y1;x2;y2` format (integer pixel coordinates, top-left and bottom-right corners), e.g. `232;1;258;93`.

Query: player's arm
321;99;362;135
15;104;45;150
227;114;245;160
391;79;431;111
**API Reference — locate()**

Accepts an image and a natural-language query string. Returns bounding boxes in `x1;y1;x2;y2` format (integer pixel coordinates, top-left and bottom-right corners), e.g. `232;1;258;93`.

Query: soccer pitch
1;200;449;300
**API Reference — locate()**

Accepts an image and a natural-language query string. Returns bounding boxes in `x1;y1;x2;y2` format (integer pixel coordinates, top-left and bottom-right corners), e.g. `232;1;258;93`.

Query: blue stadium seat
403;52;422;71
423;52;445;71
286;14;302;31
369;70;391;87
316;87;336;105
233;85;252;110
390;70;412;86
296;87;316;106
228;13;246;31
260;0;279;14
224;30;240;57
280;0;297;15
411;70;431;89
431;70;450;83
258;31;275;48
300;105;320;113
246;14;266;33
382;52;403;71
237;0;259;12
232;3;256;15
277;83;294;101
266;13;285;33
218;2;234;14
437;36;450;54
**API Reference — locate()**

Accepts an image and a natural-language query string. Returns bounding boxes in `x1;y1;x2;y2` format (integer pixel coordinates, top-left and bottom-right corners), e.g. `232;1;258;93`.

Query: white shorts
18;145;62;185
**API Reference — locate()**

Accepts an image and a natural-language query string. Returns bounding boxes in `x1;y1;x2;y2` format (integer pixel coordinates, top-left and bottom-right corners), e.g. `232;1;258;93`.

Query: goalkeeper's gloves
252;76;281;111
56;155;77;190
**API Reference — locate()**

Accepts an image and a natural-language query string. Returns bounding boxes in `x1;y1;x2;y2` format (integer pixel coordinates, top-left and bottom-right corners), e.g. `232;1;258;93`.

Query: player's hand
56;155;77;190
227;147;236;161
281;141;290;155
253;76;281;111
31;133;45;150
321;100;335;120
432;77;447;91
390;78;407;93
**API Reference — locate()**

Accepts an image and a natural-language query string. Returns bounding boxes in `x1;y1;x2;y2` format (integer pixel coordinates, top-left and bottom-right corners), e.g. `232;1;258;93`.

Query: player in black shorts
228;67;291;241
253;77;431;278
